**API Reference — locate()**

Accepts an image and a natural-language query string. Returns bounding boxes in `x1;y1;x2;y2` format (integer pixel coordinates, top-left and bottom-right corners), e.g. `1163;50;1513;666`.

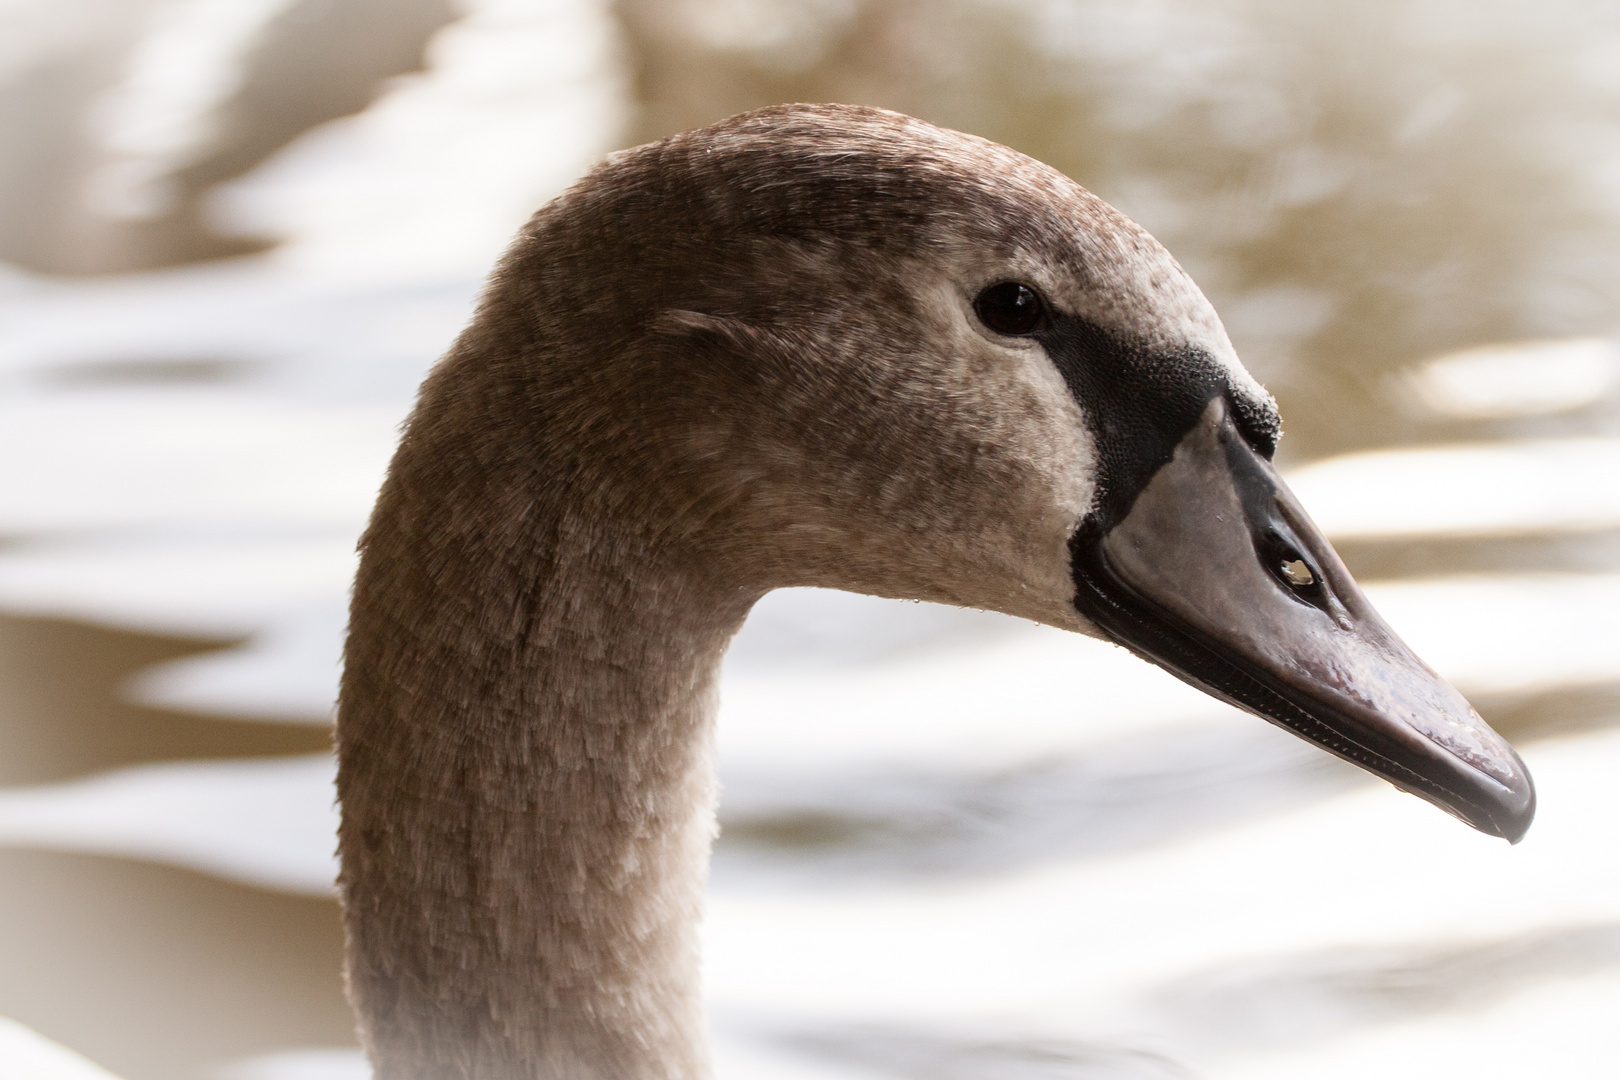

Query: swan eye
974;282;1047;336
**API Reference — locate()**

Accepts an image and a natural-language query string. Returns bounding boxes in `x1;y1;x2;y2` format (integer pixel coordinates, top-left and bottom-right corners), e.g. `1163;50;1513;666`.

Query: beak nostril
1257;529;1328;607
1279;558;1315;587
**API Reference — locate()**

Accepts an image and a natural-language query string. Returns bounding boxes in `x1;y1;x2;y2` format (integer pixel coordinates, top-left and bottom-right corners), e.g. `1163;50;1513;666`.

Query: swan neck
339;457;747;1080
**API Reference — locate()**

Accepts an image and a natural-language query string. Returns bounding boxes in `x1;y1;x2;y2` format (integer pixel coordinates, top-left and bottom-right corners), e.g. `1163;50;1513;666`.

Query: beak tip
1499;811;1533;846
1500;783;1536;847
1476;754;1536;845
1397;746;1535;843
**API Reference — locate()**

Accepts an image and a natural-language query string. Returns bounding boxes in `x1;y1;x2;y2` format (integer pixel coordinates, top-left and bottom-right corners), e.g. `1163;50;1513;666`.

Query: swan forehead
652;104;1269;407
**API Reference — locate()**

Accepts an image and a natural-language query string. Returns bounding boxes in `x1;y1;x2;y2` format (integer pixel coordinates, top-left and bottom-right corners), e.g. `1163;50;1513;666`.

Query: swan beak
1069;398;1535;842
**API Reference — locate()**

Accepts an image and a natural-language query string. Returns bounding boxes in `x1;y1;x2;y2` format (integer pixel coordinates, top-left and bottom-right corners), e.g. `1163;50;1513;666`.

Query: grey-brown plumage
338;103;1531;1079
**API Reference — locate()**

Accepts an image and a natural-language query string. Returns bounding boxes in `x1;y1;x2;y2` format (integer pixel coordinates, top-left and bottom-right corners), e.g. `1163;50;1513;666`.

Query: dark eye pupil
974;282;1046;336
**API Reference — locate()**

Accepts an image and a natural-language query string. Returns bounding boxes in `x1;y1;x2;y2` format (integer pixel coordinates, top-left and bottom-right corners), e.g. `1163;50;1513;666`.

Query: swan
337;103;1534;1080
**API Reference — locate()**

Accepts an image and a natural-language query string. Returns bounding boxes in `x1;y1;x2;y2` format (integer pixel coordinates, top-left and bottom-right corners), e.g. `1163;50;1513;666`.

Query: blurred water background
1;1;1619;1077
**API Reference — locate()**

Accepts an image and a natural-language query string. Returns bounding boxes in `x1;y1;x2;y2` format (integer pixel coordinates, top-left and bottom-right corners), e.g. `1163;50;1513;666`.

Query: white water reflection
0;1017;124;1080
0;755;338;895
1287;441;1620;539
220;1049;370;1080
1407;338;1620;420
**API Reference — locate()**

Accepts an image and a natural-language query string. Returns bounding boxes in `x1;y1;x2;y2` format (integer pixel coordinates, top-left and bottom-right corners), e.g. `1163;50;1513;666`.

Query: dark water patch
0;849;351;1080
723;809;891;850
1474;681;1620;743
0;614;332;786
39;357;253;387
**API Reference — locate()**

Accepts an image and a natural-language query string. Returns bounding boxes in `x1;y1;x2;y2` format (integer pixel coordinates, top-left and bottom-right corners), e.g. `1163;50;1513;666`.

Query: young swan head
441;103;1531;840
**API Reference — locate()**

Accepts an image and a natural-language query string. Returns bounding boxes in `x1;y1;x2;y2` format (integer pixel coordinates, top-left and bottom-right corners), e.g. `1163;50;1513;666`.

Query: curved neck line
339;461;752;1079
